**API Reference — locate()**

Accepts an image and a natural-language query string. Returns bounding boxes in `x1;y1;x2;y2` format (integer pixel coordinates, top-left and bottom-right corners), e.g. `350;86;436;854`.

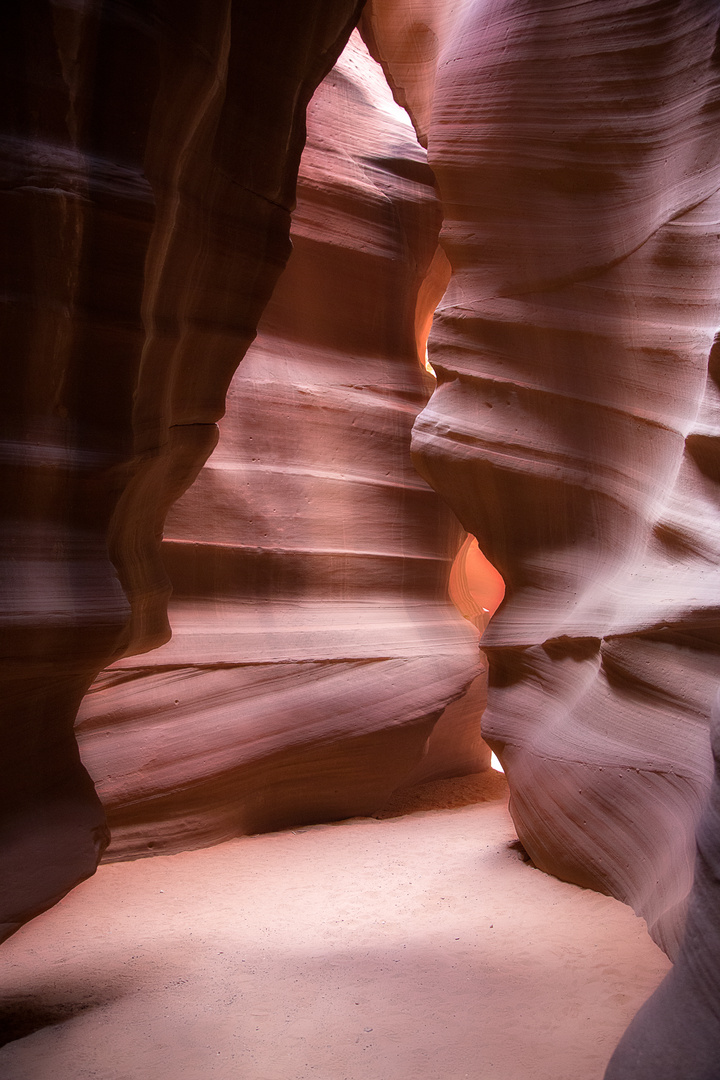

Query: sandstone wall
7;17;720;1077
0;0;365;942
75;32;484;859
362;0;720;956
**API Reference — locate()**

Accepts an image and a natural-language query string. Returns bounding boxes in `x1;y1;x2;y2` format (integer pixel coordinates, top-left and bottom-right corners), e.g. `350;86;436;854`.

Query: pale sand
0;776;671;1080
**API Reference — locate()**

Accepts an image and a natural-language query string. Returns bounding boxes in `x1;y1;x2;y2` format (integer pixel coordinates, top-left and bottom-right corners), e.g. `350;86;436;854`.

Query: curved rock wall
75;32;484;860
7;21;720;1079
362;0;720;955
0;0;365;941
605;690;720;1079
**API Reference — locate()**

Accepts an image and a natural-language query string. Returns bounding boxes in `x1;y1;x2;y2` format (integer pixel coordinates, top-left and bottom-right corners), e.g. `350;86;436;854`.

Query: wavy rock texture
75;32;483;860
0;0;365;941
605;689;720;1079
362;0;720;956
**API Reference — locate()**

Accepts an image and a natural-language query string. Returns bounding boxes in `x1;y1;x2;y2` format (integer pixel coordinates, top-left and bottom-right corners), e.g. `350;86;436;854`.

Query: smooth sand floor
0;778;671;1080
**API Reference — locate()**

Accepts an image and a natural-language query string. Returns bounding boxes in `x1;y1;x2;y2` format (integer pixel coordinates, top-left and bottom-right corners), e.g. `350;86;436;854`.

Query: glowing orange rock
449;534;505;635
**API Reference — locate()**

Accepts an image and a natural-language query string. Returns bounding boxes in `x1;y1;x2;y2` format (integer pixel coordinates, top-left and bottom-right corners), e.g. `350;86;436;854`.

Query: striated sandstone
605;692;720;1078
362;0;720;958
6;12;720;1079
75;33;484;859
0;0;365;941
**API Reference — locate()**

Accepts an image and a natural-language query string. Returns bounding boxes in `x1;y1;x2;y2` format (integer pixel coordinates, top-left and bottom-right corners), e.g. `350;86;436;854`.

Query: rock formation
0;0;366;942
361;0;720;956
4;2;720;1072
74;31;484;858
605;689;720;1079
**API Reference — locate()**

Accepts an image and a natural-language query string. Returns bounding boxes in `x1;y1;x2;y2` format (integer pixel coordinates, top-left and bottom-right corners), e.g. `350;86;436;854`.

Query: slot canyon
1;2;720;1078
